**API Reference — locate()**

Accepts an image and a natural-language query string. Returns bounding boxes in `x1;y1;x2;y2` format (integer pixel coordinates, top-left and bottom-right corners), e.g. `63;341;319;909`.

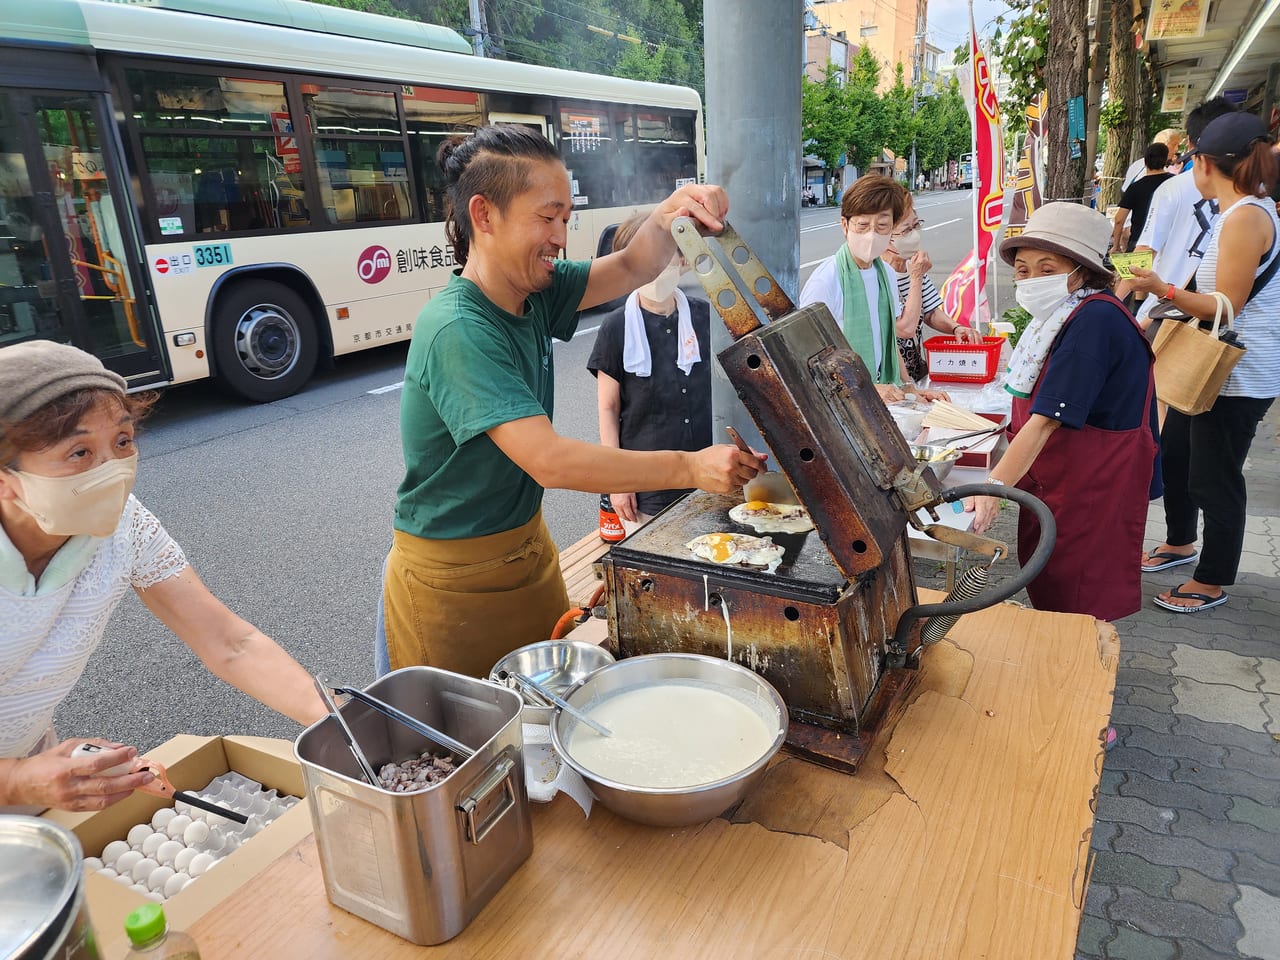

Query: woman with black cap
1130;111;1279;613
0;341;325;812
966;202;1161;621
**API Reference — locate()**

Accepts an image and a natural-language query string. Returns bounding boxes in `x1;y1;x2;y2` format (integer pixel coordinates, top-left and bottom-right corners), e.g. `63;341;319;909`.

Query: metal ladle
498;670;613;737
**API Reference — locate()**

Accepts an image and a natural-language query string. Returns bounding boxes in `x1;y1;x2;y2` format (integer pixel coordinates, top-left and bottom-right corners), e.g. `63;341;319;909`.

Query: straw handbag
1151;291;1243;416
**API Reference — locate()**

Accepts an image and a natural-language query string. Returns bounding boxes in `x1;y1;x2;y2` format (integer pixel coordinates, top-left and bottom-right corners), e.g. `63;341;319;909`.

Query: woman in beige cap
0;341;325;812
966;202;1161;621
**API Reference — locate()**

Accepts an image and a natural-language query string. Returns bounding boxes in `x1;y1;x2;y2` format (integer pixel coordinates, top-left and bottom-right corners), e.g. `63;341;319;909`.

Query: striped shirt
1196;196;1280;399
895;274;945;382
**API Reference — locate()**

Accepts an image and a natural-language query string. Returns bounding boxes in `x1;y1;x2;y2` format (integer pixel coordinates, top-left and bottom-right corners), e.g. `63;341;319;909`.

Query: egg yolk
704;533;736;563
745;501;769;511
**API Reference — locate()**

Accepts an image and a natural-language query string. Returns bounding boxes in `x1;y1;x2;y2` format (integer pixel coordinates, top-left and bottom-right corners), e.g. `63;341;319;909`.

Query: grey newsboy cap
0;340;128;424
999;201;1113;275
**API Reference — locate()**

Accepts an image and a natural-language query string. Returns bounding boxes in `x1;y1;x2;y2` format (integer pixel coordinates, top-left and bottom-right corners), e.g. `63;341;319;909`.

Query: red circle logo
155;257;170;275
357;245;392;284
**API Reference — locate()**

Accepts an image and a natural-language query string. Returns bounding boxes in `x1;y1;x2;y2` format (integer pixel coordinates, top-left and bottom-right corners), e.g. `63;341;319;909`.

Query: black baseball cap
1195;111;1271;159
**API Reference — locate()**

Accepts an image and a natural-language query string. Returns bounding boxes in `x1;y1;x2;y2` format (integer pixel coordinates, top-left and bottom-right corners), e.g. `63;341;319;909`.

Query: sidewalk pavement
913;402;1280;960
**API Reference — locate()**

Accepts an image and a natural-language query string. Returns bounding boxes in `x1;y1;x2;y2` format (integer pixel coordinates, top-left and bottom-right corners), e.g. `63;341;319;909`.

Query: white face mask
9;454;138;537
847;229;892;264
1014;268;1079;320
892;228;922;257
638;262;682;303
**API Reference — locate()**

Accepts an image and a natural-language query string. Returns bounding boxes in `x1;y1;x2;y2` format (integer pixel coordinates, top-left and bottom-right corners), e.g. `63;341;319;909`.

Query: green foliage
1148;110;1183;140
843;46;887;173
1099;98;1126;131
881;62;917;165
801;66;853;174
1002;305;1033;347
987;0;1048;116
915;76;969;175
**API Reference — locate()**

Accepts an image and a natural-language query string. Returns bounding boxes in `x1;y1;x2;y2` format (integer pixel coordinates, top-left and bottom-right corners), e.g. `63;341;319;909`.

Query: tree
914;77;969;179
881;63;917;175
1045;0;1089;202
1098;0;1137;210
801;66;854;192
843;46;886;174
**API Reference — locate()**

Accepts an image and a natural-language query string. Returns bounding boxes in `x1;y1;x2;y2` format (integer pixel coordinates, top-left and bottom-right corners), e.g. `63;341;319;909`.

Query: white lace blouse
1;495;189;757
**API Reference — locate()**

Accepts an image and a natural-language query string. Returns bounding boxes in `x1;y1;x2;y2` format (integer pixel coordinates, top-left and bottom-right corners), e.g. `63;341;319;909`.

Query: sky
925;0;1013;51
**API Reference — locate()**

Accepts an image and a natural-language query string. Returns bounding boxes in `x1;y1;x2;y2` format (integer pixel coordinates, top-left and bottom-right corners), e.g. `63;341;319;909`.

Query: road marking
923;217;962;231
800;221;842;234
367;381;404;395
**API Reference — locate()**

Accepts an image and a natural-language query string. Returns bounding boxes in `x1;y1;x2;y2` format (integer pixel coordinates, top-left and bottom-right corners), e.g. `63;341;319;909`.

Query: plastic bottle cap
124;902;168;946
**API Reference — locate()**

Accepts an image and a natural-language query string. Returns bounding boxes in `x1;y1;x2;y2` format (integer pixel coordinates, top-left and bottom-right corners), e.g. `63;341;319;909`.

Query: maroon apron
1011;294;1156;621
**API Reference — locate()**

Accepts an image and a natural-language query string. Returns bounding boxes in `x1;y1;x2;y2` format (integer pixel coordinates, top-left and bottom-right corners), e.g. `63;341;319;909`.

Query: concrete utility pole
704;0;803;451
468;0;486;57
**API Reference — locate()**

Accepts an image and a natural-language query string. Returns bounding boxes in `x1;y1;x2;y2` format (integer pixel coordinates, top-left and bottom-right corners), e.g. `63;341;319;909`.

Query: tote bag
1152;291;1244;416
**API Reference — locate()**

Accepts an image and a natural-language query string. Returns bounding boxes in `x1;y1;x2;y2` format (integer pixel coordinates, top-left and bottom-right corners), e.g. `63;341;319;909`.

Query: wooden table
190;594;1118;959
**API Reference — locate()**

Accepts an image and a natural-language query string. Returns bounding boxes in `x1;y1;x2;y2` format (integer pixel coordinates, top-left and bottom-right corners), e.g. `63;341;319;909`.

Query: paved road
55;193;1001;748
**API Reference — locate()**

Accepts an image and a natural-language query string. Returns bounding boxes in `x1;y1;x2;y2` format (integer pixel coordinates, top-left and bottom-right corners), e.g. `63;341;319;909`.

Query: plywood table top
190;594;1119;959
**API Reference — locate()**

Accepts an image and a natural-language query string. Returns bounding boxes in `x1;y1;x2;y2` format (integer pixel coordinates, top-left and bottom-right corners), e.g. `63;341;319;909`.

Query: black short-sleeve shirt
587;296;713;515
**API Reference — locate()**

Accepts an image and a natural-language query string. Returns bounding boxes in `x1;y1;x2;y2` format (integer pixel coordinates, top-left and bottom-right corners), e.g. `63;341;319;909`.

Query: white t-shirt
1;496;189;759
1120;157;1147;192
1133;171;1218;321
799;255;903;371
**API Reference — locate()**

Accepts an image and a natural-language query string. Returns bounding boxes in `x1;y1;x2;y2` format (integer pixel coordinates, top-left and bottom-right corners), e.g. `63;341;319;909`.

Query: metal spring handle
457;756;516;845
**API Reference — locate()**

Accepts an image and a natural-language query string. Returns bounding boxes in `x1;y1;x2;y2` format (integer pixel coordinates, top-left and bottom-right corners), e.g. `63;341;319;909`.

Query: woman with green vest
798;174;948;403
382;126;760;678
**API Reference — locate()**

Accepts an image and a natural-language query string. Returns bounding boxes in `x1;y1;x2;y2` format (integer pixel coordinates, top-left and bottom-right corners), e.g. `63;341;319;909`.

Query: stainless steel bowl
489;640;616;725
910;442;963;483
549;654;787;827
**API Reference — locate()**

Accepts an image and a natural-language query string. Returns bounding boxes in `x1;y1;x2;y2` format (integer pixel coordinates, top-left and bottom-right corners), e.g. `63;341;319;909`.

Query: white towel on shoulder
621;289;699;377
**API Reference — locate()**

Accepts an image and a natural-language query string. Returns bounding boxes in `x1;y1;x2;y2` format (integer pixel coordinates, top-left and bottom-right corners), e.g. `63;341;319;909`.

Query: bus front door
0;88;165;387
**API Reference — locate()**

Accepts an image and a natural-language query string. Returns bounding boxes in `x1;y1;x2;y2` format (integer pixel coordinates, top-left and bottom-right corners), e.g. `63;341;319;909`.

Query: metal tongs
325;681;474;760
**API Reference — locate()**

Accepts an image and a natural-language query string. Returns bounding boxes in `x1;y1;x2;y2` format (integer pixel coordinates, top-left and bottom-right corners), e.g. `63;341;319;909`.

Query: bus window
559;106;624;209
633;110;697;203
126;68;313;235
404;86;481;223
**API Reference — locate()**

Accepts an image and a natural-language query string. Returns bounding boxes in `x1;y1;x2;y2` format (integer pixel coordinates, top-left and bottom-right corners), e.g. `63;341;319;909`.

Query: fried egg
686;532;785;572
728;500;815;534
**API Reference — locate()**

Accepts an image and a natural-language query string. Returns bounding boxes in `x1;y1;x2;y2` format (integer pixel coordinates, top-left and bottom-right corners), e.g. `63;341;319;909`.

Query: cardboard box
43;735;310;959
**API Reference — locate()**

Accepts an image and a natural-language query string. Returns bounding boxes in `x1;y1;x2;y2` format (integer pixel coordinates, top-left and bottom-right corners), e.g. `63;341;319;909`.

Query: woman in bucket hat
0;341;325;812
966;202;1161;621
1129;111;1279;613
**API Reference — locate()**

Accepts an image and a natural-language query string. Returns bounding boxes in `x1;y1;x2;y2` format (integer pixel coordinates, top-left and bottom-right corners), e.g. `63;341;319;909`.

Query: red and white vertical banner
965;5;1004;322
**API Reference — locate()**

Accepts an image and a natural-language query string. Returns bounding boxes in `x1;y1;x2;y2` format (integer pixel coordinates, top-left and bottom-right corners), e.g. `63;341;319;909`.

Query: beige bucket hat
999;201;1113;274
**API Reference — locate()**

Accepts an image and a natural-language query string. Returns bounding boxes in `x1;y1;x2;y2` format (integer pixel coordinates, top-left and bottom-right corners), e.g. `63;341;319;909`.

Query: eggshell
165;815;192;840
115;850;143;875
102;840;130;865
173;848;197;873
146;865;175;892
156;840;184;867
141;833;166;858
97;867;118;880
131;857;159;883
164;872;191;898
182;820;209;847
114;873;133;886
146;891;163;902
127;824;153;849
83;856;104;872
187;853;215;877
150;808;177;831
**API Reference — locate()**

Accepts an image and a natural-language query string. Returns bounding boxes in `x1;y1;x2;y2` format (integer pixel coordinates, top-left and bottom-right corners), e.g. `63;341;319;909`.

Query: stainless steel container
550;654;787;827
0;815;101;960
489;640;616;724
295;667;531;945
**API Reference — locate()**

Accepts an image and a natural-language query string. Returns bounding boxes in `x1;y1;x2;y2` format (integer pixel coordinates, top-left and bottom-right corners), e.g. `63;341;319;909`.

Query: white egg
115;850;143;875
126;824;153;849
131;857;159;883
141;833;166;858
97;867;118;879
187;853;214;877
83;856;104;872
114;873;133;886
147;890;164;902
182;820;209;847
102;840;130;865
130;882;148;894
163;872;191;898
150;808;177;831
146;865;175;892
156;840;184;867
173;848;197;874
165;815;192;840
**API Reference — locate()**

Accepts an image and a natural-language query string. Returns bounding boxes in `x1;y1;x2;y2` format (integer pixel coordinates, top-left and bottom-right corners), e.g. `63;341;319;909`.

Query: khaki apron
383;510;570;678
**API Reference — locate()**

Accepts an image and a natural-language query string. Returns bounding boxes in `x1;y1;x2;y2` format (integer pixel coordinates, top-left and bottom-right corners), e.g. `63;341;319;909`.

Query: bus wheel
211;280;318;402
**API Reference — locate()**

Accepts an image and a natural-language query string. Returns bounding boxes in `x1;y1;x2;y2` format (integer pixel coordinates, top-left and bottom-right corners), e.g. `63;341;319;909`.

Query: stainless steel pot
0;815;100;960
549;654;787;827
489;640;615;725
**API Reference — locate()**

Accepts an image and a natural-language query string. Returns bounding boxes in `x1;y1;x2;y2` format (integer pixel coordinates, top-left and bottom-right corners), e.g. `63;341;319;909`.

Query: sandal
1153;587;1228;613
1141;549;1197;573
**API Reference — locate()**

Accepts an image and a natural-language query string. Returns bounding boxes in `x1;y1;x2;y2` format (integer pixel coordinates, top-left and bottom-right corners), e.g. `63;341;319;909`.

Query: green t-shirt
395;259;592;540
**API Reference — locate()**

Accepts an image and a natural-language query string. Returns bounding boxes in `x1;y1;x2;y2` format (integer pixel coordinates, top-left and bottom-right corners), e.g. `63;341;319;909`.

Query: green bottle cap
124;903;167;946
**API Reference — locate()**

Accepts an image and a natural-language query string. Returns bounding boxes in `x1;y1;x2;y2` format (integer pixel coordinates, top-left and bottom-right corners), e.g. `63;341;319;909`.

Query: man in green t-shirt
384;125;760;677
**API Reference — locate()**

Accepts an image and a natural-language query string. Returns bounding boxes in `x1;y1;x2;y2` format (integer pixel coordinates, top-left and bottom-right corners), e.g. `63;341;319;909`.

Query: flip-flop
1140;550;1198;572
1153;587;1228;613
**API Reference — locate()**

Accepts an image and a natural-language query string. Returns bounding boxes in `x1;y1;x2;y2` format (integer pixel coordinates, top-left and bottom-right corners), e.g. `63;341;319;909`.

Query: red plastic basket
923;335;1004;384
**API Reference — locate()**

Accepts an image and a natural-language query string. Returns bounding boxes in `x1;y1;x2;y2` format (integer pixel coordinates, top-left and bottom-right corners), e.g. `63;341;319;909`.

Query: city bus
0;0;703;400
958;152;974;189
